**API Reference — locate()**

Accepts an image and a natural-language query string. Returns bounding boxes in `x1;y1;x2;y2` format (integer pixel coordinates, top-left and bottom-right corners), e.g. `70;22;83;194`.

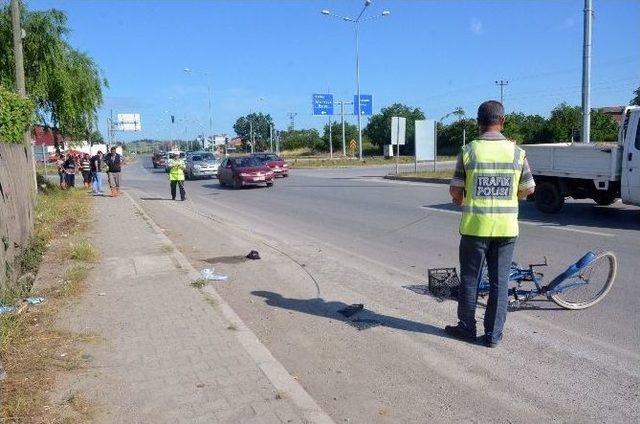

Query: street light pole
321;1;389;162
355;21;362;161
183;67;213;142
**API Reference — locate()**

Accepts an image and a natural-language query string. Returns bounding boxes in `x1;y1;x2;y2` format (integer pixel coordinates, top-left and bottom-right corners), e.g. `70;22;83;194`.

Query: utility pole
11;0;26;96
581;0;593;144
495;80;509;104
269;124;273;152
249;119;254;153
287;112;297;131
340;101;346;156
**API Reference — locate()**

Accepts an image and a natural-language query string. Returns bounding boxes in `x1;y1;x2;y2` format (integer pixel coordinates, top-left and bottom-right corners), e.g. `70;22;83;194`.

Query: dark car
217;156;274;189
152;152;166;169
251;153;289;177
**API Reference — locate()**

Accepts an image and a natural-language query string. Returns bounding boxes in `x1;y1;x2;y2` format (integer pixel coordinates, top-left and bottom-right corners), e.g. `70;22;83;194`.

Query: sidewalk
53;193;333;424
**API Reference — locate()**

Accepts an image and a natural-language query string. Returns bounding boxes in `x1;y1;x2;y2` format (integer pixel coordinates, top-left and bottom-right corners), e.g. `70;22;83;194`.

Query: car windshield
265;154;280;161
232;157;261;167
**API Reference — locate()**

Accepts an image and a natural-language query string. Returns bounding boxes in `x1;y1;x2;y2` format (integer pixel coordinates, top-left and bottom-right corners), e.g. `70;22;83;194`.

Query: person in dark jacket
62;153;77;188
80;153;91;189
104;147;123;197
90;151;104;194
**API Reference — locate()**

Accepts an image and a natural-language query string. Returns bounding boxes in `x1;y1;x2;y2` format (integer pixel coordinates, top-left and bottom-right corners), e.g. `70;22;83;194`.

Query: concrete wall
0;143;35;291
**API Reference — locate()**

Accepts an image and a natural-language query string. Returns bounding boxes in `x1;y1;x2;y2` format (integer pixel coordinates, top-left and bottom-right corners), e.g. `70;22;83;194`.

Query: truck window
636;120;640;150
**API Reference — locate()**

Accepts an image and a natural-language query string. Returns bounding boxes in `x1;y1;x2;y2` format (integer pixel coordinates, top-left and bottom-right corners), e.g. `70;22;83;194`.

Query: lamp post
321;1;390;161
183;67;213;146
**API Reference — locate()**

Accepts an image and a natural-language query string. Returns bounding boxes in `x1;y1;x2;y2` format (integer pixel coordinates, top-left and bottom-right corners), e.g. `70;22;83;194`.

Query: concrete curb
122;191;335;424
383;174;451;184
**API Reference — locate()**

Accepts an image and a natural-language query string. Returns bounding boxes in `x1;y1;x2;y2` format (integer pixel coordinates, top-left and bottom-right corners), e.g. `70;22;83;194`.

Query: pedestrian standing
56;153;66;189
63;153;77;188
90;150;104;194
167;153;186;201
81;153;91;189
104;146;123;197
445;100;535;348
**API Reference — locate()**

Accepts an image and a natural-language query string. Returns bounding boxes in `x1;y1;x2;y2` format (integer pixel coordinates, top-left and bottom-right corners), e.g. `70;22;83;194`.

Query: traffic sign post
312;94;334;116
391;116;406;175
353;94;373;116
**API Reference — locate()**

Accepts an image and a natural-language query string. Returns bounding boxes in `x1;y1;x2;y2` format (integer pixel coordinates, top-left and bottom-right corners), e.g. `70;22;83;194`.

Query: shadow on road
140;197;173;201
251;290;448;337
424;202;640;232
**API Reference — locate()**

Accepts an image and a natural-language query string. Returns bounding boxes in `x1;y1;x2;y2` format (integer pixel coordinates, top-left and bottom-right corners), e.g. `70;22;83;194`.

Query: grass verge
286;155;457;169
0;185;97;423
395;169;454;179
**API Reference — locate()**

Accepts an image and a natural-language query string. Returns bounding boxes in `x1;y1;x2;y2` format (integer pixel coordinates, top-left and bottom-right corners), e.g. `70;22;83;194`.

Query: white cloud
470;18;483;36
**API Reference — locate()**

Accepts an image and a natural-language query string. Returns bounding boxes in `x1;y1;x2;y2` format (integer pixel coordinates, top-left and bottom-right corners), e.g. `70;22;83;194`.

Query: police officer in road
168;153;187;201
445;100;535;347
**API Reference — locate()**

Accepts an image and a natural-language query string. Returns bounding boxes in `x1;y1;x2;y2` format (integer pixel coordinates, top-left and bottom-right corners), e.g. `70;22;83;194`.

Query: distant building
227;136;243;150
31;126;69;161
596;106;625;126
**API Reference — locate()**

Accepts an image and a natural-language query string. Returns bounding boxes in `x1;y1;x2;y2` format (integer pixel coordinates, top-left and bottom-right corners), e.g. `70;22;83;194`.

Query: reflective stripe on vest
459;139;524;237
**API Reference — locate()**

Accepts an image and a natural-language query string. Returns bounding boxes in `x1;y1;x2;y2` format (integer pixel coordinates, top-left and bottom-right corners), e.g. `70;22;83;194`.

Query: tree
547;103;582;142
503;112;550;144
280;129;321;152
89;129;104;144
547;103;618;143
590;110;618;142
437;118;479;155
320;121;358;154
0;4;107;140
364;103;425;155
631;86;640;106
233;112;274;152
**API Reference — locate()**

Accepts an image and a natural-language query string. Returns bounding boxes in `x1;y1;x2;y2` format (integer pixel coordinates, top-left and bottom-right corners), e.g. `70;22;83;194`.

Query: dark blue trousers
458;235;516;343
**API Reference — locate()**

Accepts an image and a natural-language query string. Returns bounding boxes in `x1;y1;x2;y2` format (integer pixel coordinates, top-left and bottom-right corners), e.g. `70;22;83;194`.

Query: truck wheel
592;191;618;206
534;181;564;213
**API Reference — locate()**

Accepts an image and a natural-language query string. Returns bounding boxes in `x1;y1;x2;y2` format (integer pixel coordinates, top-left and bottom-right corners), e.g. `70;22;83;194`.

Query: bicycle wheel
549;252;617;310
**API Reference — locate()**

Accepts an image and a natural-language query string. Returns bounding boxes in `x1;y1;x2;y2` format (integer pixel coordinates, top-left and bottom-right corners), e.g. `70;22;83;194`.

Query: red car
251;153;289;177
217;156;274;189
152;153;166;169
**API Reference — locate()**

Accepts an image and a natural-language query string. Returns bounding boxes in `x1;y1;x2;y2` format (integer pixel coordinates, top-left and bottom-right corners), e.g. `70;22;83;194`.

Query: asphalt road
125;157;640;423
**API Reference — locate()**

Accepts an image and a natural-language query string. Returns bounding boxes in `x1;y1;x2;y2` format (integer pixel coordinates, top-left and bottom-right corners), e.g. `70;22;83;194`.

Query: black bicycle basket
427;268;460;300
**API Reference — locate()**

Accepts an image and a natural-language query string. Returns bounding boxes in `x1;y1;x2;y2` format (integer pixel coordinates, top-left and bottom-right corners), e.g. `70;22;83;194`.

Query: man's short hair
97;150;103;154
110;147;116;151
477;101;505;126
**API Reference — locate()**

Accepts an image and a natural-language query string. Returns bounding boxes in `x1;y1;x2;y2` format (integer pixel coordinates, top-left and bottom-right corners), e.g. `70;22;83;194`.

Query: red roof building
31;125;70;147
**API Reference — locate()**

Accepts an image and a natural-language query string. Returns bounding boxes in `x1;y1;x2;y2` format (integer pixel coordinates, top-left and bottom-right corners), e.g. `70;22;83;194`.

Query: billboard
415;119;436;161
117;113;141;132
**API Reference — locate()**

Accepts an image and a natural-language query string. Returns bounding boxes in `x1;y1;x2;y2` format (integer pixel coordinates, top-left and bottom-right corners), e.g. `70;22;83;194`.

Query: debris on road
246;250;261;260
427;268;460;300
337;303;364;318
25;296;45;305
346;319;381;331
201;268;228;281
0;304;16;314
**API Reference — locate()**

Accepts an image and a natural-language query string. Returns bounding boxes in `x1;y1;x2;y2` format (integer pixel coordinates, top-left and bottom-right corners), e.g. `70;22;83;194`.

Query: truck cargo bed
522;143;622;181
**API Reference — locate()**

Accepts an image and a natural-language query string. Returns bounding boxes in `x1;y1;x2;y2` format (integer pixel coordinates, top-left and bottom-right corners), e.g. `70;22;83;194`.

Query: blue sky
29;0;640;142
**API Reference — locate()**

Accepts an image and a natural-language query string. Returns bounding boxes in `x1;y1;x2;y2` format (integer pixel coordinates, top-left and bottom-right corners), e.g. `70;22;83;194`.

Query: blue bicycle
428;251;617;310
478;251;617;310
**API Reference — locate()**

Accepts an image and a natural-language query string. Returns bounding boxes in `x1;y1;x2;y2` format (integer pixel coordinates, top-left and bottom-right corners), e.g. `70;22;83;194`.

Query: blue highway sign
312;94;334;115
354;95;373;116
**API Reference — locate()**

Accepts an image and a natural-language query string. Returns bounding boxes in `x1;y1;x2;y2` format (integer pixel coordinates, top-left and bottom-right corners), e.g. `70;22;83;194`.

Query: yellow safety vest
459;139;525;237
168;159;185;181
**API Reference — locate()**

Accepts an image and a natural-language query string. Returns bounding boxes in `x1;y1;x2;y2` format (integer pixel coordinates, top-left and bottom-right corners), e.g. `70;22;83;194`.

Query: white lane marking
420;206;614;237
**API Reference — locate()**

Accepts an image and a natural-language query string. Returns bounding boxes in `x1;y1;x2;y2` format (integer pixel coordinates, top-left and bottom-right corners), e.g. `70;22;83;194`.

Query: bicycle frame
476;251;597;303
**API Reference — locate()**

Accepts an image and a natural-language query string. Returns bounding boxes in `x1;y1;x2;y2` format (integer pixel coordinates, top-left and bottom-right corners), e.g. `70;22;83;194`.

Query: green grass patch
190;278;208;289
397;169;454;179
69;240;98;263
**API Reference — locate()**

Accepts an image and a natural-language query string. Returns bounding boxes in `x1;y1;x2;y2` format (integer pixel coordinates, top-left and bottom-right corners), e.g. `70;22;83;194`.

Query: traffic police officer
445;100;535;347
168;153;187;201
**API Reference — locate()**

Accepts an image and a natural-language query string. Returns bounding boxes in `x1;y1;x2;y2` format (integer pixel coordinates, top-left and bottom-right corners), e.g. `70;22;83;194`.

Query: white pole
341;101;346;156
355;22;363;161
329;114;333;159
581;0;593;144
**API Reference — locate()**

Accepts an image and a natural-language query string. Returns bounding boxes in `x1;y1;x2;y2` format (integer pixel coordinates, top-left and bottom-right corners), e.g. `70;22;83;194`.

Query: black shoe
478;335;499;348
444;325;477;343
171;197;176;200
181;197;186;201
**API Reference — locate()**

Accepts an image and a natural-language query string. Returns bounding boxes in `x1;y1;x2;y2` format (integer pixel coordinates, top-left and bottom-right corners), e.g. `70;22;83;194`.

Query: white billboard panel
117;113;141;132
415;119;436;161
391;116;406;145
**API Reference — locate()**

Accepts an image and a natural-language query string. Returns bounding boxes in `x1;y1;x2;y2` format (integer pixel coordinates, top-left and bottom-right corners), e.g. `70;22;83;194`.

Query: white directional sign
117;113;141;131
391;116;406;145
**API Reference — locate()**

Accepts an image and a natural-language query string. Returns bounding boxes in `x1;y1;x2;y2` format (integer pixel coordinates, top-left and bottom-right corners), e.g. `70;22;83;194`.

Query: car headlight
193;164;201;169
239;172;249;177
283;164;288;168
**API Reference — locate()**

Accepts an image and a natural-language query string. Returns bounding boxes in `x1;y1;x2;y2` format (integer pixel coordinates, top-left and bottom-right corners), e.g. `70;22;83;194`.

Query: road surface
124;157;640;423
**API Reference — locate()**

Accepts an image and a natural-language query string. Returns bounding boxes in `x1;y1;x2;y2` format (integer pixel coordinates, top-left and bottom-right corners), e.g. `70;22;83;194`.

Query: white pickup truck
522;106;640;213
